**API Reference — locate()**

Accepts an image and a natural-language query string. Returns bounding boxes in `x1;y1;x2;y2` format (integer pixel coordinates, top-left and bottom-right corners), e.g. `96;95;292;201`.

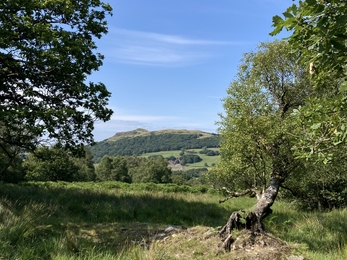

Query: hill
90;128;220;162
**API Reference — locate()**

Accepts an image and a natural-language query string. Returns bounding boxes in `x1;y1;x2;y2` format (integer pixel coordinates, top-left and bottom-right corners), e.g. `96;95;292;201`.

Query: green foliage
90;132;220;162
96;155;131;182
23;146;96;182
71;147;97;181
271;0;347;83
0;147;24;183
0;0;113;158
179;154;202;166
96;155;172;184
200;147;220;156
214;40;311;192
271;0;347;162
283;147;347;210
171;168;208;185
128;156;172;184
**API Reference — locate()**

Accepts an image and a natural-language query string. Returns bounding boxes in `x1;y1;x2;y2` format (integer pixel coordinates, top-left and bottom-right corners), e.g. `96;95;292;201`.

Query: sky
91;0;292;141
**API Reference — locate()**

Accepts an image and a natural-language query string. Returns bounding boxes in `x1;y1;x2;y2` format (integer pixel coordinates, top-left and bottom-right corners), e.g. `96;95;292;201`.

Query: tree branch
279;184;297;196
217;186;261;203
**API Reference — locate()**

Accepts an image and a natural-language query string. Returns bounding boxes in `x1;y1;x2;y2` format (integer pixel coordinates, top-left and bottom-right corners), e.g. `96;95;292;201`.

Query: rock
287;255;304;260
164;225;184;233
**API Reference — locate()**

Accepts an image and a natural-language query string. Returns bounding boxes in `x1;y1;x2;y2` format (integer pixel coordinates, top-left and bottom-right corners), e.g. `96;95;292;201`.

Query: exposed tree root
218;176;283;251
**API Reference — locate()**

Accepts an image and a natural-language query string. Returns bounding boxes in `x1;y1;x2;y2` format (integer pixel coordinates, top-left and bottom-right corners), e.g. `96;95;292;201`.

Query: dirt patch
219;230;297;260
156;227;304;260
66;223;304;259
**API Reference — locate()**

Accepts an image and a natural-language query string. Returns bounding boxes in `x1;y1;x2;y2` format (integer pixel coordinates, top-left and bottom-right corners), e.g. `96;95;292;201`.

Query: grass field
141;148;220;168
0;181;347;259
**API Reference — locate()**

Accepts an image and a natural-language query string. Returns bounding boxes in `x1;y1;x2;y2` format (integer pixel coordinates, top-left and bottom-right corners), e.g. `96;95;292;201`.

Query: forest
90;130;221;162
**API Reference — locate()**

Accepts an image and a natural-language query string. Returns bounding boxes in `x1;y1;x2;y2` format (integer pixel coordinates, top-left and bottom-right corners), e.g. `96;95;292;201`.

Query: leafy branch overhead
0;0;113;154
271;0;347;162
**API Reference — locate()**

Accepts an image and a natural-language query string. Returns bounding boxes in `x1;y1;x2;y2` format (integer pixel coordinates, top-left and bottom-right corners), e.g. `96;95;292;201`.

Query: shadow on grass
0;181;234;259
265;208;347;254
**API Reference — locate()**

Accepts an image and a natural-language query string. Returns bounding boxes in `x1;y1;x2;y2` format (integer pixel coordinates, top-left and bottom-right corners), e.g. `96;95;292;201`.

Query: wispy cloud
102;28;247;66
112;28;235;45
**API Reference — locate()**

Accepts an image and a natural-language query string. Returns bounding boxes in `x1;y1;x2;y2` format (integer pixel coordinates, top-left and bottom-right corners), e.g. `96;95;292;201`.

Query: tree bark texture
219;176;282;251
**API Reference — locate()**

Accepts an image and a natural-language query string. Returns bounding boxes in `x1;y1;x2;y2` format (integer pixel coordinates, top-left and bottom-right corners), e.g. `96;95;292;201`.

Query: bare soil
66;223;304;259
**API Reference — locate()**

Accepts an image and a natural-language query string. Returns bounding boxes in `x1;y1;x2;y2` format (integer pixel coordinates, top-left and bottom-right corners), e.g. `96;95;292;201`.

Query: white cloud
111;28;237;46
102;28;246;66
113;45;189;65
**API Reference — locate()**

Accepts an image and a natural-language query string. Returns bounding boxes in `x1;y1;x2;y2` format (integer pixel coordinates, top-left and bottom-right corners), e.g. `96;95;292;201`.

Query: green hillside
90;128;220;162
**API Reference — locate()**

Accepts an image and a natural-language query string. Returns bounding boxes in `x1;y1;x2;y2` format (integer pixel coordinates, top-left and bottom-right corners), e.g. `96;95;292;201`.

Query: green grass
141;148;220;168
0;181;346;259
266;201;347;259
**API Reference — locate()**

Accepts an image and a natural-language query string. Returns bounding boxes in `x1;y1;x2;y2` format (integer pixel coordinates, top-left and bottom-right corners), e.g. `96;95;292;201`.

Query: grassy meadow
141;148;220;168
0;181;347;259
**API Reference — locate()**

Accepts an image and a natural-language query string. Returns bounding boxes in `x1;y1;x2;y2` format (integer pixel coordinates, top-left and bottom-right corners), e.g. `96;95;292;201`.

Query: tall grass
266;200;347;259
0;181;346;259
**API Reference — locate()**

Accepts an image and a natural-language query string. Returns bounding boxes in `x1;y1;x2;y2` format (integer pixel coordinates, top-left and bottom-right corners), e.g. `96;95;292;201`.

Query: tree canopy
271;0;347;162
213;40;311;193
0;0;113;160
213;41;316;247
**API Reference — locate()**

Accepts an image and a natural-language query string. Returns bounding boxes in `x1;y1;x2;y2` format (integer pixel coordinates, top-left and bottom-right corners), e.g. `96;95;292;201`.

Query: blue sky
91;0;291;141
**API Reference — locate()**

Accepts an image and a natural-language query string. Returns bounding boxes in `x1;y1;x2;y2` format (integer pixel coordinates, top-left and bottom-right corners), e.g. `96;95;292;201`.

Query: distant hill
90;128;220;162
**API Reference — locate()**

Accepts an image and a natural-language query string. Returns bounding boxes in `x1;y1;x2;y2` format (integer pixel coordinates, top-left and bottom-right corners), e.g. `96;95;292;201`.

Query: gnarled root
218;211;245;251
218;207;273;251
219;211;245;239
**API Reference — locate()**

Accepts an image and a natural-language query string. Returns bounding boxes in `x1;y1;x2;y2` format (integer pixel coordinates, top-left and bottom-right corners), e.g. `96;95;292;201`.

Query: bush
23;146;95;182
0;151;24;183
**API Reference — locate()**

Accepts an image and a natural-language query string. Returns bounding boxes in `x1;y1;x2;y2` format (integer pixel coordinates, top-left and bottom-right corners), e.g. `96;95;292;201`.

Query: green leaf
310;123;321;130
283;10;294;19
270;16;284;36
306;0;317;6
340;81;347;92
336;15;347;25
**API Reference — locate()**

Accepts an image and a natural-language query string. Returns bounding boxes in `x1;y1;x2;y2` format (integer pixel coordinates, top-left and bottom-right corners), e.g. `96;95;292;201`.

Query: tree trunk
219;175;282;251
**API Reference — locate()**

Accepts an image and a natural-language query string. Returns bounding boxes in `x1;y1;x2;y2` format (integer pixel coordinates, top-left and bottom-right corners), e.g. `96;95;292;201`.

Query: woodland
89;130;220;162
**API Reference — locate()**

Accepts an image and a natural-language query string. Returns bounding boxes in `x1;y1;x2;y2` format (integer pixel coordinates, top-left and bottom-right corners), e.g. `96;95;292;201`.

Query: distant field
141;148;220;168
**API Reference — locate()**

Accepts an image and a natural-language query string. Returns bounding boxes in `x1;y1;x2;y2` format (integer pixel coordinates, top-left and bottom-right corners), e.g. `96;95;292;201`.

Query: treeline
1;146;96;183
90;132;220;162
1;145;207;186
96;155;171;184
97;154;208;185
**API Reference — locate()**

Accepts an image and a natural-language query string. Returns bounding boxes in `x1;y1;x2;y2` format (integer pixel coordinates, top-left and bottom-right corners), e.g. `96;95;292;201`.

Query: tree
129;157;172;184
271;0;347;162
70;146;96;181
0;0;113;166
0;146;24;183
23;145;91;181
179;154;202;164
213;41;312;250
96;155;131;182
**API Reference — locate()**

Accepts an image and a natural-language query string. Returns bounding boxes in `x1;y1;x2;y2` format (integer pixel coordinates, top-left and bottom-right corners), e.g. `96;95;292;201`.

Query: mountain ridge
106;128;217;142
90;128;220;162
